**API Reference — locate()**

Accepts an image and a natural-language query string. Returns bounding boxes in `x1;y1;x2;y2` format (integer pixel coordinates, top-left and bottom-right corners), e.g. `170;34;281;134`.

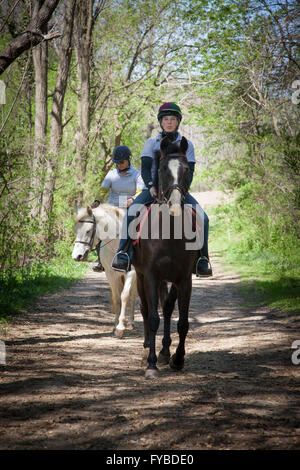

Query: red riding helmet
157;102;182;123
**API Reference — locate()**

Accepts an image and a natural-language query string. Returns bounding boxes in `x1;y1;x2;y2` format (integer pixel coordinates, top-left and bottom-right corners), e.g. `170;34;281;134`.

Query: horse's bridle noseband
162;184;187;202
75;214;96;250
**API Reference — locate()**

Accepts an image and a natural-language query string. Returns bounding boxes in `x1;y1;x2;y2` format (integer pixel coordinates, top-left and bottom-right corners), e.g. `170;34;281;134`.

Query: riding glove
149;186;158;198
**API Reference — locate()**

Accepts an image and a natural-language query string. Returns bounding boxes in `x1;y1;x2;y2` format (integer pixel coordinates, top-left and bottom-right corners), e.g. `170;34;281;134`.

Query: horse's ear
87;206;92;216
74;204;79;214
160;136;170;155
180;136;188;154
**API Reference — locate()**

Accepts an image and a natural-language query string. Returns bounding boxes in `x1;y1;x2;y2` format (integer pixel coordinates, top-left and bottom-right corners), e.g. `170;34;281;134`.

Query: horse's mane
155;141;187;170
75;204;124;224
155;142;180;161
158;137;187;161
163;141;181;155
97;204;124;220
75;207;91;224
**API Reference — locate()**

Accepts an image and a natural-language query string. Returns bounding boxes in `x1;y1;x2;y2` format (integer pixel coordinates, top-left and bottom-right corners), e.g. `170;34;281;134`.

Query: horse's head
72;206;96;262
158;136;189;216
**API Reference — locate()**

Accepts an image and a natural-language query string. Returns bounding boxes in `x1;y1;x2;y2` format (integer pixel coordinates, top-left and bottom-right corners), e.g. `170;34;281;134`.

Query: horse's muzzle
168;201;182;217
72;249;89;262
73;254;84;261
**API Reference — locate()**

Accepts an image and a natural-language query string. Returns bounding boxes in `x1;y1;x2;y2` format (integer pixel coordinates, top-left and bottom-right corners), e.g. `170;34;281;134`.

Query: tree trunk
73;0;107;206
73;0;94;206
40;0;76;235
30;0;48;219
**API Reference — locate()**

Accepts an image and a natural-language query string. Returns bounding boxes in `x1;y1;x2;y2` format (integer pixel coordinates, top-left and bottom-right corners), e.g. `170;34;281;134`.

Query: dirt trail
0;192;299;450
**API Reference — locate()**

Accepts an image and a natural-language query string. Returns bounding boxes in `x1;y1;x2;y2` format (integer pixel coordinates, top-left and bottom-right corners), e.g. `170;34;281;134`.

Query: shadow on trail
0;266;299;450
0;343;298;450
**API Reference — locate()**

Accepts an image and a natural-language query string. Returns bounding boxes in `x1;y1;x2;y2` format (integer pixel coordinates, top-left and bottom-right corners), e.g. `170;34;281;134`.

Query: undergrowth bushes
208;184;300;312
0;251;91;319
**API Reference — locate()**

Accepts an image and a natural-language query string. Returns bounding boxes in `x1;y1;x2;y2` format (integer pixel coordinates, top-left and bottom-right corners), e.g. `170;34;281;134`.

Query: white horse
72;204;138;338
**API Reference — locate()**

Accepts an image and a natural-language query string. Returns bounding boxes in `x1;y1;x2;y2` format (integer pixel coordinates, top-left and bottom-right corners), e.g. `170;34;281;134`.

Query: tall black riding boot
93;242;105;272
111;239;133;273
194;211;212;277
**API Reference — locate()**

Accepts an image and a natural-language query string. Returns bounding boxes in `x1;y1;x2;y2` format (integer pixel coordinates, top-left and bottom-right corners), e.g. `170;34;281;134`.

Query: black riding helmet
112;145;131;163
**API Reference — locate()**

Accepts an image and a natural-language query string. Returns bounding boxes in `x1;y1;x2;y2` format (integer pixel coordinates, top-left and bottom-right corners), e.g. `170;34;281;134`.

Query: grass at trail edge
0;254;94;323
208;204;300;316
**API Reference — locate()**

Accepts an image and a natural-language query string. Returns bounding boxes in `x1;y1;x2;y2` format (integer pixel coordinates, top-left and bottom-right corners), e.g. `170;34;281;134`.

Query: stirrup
195;256;212;277
111;251;131;273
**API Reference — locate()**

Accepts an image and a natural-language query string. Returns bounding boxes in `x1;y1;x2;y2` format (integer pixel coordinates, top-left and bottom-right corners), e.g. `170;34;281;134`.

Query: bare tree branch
0;0;22;35
0;52;30;136
0;0;60;75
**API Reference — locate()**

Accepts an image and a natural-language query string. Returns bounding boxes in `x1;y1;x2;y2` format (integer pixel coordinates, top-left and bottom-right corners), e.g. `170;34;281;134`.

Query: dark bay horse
132;136;200;379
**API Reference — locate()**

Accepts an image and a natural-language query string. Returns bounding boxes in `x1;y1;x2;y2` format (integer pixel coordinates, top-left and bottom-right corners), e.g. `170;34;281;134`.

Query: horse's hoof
114;328;125;339
126;322;134;330
145;368;159;380
157;351;171;365
169;354;184;371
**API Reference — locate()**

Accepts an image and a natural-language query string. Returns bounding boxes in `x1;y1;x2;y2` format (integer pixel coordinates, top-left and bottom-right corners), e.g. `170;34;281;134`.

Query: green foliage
0;0;299;320
209;199;300;313
0;253;90;319
0;0;199;321
186;0;300;313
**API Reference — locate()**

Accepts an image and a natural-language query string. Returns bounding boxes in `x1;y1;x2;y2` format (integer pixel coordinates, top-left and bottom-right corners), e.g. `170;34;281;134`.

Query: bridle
158;154;188;204
75;214;97;250
161;184;187;203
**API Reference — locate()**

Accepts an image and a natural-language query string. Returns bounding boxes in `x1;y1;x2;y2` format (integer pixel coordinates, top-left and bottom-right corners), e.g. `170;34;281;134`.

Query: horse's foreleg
170;277;192;371
136;274;149;364
144;276;160;378
110;286;121;322
115;270;136;336
105;271;124;336
128;271;137;329
158;283;177;365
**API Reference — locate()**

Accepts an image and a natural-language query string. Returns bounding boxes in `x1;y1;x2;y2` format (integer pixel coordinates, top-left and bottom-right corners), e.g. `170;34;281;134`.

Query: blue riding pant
118;189;209;258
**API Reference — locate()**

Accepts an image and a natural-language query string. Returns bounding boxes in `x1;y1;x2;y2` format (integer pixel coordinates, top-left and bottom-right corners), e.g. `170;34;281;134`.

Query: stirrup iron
195;256;212;278
111;251;131;273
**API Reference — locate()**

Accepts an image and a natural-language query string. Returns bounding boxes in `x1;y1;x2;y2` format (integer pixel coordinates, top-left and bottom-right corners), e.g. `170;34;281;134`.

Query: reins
163;183;187;200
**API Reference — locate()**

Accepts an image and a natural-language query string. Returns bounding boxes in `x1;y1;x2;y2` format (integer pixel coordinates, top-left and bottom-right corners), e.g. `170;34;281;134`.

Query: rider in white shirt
111;102;212;277
92;145;145;272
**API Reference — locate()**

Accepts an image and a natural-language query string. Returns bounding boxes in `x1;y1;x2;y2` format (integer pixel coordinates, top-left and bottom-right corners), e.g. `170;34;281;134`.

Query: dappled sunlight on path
0;248;299;449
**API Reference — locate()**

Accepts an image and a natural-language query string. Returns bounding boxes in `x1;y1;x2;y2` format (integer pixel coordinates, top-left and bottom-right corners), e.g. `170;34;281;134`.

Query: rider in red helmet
111;102;212;277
